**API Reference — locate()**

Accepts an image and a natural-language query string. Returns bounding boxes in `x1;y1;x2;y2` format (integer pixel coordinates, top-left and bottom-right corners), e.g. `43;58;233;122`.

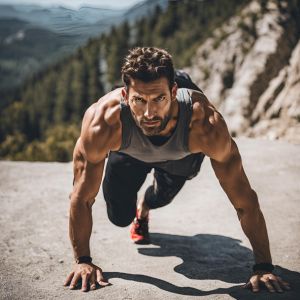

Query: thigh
102;151;151;226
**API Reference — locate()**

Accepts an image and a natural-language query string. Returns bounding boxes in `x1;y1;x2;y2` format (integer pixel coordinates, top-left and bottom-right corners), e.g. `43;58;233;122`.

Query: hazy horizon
0;0;142;9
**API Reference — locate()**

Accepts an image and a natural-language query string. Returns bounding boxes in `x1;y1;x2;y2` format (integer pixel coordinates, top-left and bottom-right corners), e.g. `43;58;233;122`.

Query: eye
134;97;145;103
154;96;165;103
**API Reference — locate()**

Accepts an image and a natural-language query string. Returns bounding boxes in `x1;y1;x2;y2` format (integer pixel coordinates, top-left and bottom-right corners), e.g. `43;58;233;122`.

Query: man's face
122;77;177;136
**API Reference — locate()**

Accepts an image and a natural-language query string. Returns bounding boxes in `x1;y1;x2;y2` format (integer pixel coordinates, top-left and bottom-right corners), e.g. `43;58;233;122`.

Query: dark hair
121;47;175;90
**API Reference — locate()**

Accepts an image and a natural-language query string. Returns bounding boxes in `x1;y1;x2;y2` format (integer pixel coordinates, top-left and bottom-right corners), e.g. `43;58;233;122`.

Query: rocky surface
185;0;300;143
0;137;299;299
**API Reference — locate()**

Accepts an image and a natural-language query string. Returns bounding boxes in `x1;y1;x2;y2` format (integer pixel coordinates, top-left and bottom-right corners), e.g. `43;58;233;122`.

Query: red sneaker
130;212;150;244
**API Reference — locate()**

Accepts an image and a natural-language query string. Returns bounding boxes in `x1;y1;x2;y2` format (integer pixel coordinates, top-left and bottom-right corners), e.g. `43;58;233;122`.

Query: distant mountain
0;18;75;93
0;0;168;101
0;4;125;38
0;1;169;40
123;0;168;23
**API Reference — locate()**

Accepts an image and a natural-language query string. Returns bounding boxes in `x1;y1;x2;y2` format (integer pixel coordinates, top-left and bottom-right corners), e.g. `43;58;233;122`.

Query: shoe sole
132;238;151;245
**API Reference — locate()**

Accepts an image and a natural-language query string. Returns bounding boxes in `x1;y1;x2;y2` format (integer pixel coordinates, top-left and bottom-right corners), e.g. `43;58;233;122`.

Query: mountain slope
0;18;75;92
185;0;300;143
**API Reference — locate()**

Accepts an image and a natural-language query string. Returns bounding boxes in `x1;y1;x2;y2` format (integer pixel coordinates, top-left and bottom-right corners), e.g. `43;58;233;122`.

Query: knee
107;209;135;227
109;217;133;227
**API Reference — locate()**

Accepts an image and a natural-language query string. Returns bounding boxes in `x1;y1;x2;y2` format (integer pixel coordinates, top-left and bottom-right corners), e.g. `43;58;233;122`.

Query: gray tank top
117;88;205;178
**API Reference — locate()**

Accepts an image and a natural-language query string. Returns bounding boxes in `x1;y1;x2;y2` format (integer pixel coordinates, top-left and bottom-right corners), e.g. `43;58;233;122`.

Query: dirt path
0;137;299;299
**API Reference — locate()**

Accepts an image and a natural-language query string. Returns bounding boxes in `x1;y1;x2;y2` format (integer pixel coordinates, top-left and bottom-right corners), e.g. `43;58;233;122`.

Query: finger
263;280;275;293
96;268;110;286
81;273;90;292
90;272;97;290
64;271;74;286
277;277;291;290
250;276;260;293
242;281;252;289
69;273;81;290
270;279;283;293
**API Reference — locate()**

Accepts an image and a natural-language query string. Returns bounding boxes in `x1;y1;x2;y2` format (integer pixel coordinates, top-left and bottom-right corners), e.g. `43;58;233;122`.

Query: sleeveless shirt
117;88;205;178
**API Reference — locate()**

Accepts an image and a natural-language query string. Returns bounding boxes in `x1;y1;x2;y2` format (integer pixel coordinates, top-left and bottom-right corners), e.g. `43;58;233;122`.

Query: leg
139;168;187;214
102;151;151;227
131;169;187;244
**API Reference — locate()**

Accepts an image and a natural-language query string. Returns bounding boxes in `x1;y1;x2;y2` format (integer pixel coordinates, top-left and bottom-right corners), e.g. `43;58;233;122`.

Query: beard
134;115;171;136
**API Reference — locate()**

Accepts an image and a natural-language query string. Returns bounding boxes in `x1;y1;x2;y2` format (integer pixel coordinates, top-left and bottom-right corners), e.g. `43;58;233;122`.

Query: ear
121;87;129;104
171;82;178;101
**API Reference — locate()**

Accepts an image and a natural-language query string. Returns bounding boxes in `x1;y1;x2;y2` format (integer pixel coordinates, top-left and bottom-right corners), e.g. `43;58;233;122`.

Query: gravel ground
0;137;299;300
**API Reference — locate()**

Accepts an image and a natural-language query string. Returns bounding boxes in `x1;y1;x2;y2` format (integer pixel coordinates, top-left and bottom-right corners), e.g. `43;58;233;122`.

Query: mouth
142;120;161;127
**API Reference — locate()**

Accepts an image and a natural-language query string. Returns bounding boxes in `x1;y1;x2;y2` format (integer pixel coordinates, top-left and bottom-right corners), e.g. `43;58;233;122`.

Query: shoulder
80;88;122;163
189;89;226;131
188;89;232;162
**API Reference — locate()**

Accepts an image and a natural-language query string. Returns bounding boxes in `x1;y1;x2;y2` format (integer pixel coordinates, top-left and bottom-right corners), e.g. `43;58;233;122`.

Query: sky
0;0;142;9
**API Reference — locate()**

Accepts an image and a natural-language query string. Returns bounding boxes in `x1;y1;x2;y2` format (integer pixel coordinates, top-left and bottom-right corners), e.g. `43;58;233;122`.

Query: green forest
0;0;255;161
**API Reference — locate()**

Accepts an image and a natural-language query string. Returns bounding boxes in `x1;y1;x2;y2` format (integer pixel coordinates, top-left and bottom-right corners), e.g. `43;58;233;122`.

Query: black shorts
102;151;201;227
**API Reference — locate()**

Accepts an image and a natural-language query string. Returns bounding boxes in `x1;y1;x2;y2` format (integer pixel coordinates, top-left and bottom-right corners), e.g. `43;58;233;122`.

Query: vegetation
0;19;76;100
0;0;252;161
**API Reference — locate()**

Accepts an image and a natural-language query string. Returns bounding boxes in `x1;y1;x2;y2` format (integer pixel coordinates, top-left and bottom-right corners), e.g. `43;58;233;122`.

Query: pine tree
54;64;73;124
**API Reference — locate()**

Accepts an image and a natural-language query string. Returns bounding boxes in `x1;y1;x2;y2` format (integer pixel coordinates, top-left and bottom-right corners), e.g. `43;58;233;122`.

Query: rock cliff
185;0;300;143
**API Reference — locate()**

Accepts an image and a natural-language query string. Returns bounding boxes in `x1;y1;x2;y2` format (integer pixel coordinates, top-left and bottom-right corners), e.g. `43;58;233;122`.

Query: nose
144;102;156;119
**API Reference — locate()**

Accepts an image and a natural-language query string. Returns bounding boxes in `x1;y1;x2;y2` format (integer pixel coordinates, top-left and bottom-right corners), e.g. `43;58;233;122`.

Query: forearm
69;197;94;260
212;155;272;264
237;190;272;264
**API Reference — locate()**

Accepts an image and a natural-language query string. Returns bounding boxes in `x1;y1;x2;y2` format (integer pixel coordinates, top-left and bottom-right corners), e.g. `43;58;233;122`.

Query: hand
64;262;110;292
243;271;291;293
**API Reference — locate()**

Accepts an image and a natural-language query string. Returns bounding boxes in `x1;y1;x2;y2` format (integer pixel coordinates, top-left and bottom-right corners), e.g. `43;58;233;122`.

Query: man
64;47;290;293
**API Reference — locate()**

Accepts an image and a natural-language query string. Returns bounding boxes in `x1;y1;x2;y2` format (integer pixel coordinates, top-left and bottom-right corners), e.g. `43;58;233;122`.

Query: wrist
75;256;92;264
253;262;274;273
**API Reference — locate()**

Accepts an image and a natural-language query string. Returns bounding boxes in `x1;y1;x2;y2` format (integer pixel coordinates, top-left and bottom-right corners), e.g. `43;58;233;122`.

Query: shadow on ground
105;233;300;299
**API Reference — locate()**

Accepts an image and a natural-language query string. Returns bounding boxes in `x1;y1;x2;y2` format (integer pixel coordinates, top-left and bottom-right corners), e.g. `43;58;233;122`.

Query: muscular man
63;47;290;293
